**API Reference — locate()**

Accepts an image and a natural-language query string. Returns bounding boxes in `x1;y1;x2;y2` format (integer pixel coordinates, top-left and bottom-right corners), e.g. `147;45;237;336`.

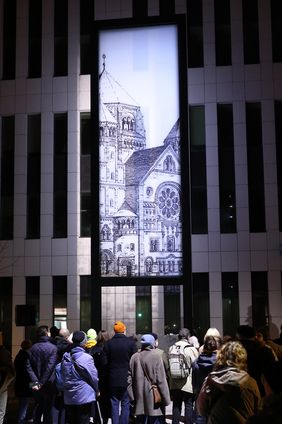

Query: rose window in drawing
158;186;180;219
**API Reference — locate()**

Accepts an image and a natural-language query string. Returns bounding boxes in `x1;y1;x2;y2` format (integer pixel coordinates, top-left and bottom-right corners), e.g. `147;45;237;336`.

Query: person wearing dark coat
14;339;33;424
192;336;217;424
236;325;276;396
26;325;58;424
104;321;137;424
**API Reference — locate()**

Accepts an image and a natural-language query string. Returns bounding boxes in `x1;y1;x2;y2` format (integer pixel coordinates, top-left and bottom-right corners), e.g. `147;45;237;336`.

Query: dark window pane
53;114;68;238
189;106;208;233
2;0;16;80
222;272;239;337
251;272;269;329
0;277;13;350
0;116;15;240
270;0;282;63
54;0;68;76
27;115;41;239
214;0;232;66
25;277;40;340
217;104;236;233
245;103;265;232
28;0;42;78
136;286;152;334
159;0;175;16
242;0;260;64
274;101;282;230
164;285;180;334
132;0;148;17
80;0;94;75
80;275;92;331
187;0;204;68
80;113;91;237
192;273;210;343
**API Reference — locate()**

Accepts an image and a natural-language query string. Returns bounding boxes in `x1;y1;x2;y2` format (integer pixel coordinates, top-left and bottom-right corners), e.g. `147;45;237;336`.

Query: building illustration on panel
99;57;182;277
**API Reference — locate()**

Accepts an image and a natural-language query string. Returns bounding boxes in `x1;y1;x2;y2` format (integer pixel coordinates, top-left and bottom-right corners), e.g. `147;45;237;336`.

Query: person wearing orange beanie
104;321;137;424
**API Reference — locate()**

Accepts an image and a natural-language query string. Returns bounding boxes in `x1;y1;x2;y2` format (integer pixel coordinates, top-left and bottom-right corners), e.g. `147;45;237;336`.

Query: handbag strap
139;353;155;386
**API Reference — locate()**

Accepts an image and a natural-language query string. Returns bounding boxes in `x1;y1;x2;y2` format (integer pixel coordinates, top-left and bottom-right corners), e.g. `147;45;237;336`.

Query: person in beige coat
127;334;171;424
196;341;260;424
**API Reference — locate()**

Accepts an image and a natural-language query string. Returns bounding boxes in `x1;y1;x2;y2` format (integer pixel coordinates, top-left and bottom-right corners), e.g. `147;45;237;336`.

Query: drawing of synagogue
99;59;182;277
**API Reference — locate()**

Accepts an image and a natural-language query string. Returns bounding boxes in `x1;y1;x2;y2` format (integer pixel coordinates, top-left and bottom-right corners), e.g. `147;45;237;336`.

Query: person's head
141;334;155;349
215;341;247;371
151;332;159;347
255;326;270;344
203;335;217;353
261;361;282;396
96;330;110;346
113;321;126;334
72;331;87;347
178;328;190;341
58;328;70;340
36;325;49;338
86;328;97;341
203;328;222;349
236;325;255;340
50;326;59;338
21;339;32;350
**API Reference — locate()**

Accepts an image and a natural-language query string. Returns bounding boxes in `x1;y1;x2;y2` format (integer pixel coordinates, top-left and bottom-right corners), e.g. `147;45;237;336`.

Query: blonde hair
215;341;247;371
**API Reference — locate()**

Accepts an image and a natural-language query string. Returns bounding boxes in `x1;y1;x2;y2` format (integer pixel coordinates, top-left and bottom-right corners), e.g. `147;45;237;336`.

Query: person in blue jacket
192;336;217;424
61;330;99;424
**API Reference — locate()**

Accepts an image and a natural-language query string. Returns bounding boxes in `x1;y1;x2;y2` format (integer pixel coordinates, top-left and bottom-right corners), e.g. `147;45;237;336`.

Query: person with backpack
168;328;199;424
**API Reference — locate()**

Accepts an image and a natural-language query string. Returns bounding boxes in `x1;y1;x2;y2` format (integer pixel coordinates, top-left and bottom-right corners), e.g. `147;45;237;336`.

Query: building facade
0;0;282;355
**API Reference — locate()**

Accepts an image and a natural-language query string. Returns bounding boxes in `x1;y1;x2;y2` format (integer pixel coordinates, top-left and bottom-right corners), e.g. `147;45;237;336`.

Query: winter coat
128;347;171;417
26;336;57;386
196;366;261;424
104;333;137;388
14;349;32;397
192;351;216;397
61;346;99;406
169;339;199;393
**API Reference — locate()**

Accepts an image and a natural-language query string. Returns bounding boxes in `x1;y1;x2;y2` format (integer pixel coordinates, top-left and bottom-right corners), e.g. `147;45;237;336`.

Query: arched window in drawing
164;155;175;172
167;236;175;252
101;224;111;241
145;257;153;273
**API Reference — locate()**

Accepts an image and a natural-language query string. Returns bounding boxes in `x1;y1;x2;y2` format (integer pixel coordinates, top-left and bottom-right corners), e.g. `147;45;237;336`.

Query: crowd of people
0;322;281;424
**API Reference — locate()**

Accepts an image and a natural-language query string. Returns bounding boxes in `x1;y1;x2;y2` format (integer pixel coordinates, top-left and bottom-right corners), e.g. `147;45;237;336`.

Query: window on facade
159;0;175;16
270;0;282;63
25;276;40;340
28;0;42;78
0;116;15;240
222;273;239;337
80;275;92;331
80;113;91;237
245;103;265;232
80;0;93;75
53;276;67;329
54;0;68;76
217;104;236;233
0;277;12;350
164;285;181;334
136;286;152;334
2;0;16;80
53;113;67;238
274;101;282;231
214;0;231;66
189;106;208;234
27;115;41;239
187;0;204;68
251;272;269;329
132;0;148;18
192;273;210;343
242;0;260;64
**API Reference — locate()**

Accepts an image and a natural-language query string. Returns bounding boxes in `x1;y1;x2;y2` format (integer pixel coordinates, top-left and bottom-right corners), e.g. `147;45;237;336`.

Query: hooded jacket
61;346;98;405
196;366;260;424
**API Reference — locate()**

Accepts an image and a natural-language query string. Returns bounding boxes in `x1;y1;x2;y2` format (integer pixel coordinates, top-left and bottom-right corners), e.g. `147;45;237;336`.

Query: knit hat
141;334;155;347
72;331;87;346
87;328;97;340
114;321;126;333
